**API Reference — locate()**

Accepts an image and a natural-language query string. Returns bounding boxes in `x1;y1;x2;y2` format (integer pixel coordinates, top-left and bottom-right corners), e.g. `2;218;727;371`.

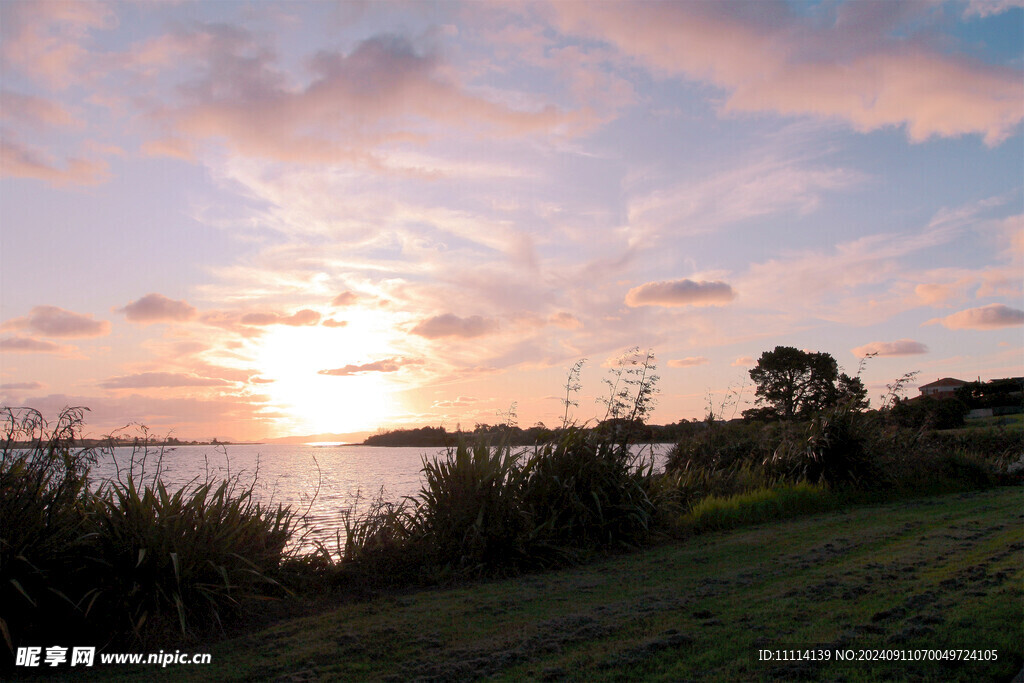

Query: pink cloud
1;90;80;130
152;32;577;164
629;158;864;240
318;357;417;376
119;293;197;323
625;279;735;308
915;282;966;307
668;357;709;368
431;396;480;408
2;305;109;338
332;291;358;307
548;312;582;329
0;337;68;354
731;356;755;367
0;136;109;186
927;304;1024;330
411;314;498;339
851;339;929;357
0;381;45;391
240;309;321;327
14;392;276;441
0;1;115;89
553;2;1022;145
322;319;348;328
100;372;232;390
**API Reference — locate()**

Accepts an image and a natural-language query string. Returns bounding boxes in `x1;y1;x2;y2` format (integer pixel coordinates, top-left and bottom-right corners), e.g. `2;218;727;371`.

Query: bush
411;439;530;575
0;407;299;650
87;477;295;638
336;430;657;579
0;408;96;650
664;421;774;474
521;428;654;553
768;406;880;488
890;396;968;430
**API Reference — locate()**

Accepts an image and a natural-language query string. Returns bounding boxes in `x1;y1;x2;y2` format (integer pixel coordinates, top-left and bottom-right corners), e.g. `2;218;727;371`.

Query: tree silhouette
744;346;865;420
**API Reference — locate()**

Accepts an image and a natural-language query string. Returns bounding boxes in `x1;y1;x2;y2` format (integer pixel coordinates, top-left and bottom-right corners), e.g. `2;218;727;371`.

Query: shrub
890;396;968;430
0;407;96;650
0;407;299;650
411;439;530;575
86;477;295;639
768;406;880;488
337;430;658;578
521;428;654;553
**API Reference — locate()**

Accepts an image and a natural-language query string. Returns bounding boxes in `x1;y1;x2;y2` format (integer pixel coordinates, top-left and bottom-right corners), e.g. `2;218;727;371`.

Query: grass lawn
92;486;1022;682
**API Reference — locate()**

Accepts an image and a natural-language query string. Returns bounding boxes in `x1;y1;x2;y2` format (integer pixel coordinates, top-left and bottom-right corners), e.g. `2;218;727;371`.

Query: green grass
678;481;842;533
960;413;1023;430
90;486;1023;682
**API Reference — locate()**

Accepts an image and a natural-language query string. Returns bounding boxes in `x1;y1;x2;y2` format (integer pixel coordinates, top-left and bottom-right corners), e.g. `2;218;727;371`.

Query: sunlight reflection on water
91;443;669;552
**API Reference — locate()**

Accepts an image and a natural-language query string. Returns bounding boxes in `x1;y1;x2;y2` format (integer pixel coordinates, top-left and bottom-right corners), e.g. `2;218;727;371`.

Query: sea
90;442;670;552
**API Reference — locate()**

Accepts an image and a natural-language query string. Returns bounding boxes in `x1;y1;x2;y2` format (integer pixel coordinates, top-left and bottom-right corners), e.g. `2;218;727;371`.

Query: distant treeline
7;436;232;448
362;419;706;447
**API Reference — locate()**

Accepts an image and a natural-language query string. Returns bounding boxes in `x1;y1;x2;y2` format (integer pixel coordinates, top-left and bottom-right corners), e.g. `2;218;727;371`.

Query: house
918;377;968;398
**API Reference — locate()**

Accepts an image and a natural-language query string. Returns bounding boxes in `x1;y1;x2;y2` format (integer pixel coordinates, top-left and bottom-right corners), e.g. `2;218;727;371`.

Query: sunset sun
251;318;404;436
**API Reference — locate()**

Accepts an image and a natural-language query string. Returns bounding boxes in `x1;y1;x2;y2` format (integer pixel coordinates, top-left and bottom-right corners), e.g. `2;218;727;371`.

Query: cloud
16;392;276;441
668;357;709;368
625;279;735;308
553;2;1023;145
2;305;109;337
119;293;198;323
240;309;321;326
548;312;582;329
151;31;577;165
0;136;109;186
431;396;480;408
322;318;348;328
100;372;233;389
628;156;865;242
332;291;358;307
0;337;68;353
318;357;416;376
0;381;45;391
411;314;498;339
927;304;1024;330
914;282;969;307
963;0;1024;18
851;339;929;357
731;356;755;367
1;90;81;130
0;1;116;89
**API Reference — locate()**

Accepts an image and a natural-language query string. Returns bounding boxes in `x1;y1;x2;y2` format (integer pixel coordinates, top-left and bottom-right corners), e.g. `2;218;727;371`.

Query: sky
1;0;1022;441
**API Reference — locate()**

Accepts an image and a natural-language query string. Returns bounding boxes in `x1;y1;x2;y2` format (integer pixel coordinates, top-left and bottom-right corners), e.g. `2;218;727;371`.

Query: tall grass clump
0;407;300;651
0;407;96;651
87;476;296;639
373;430;657;577
338;352;663;578
412;438;530;575
521;428;654;554
767;403;879;488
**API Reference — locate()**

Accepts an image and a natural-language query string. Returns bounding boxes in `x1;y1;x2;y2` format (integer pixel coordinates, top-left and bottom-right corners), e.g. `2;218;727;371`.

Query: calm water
91;442;669;552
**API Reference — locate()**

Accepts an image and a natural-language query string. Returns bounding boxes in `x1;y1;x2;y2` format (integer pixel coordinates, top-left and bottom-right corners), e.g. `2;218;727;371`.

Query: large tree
745;346;866;420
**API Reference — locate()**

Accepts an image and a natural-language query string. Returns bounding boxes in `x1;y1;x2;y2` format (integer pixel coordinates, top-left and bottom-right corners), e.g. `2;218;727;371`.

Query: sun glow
251;320;404;436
